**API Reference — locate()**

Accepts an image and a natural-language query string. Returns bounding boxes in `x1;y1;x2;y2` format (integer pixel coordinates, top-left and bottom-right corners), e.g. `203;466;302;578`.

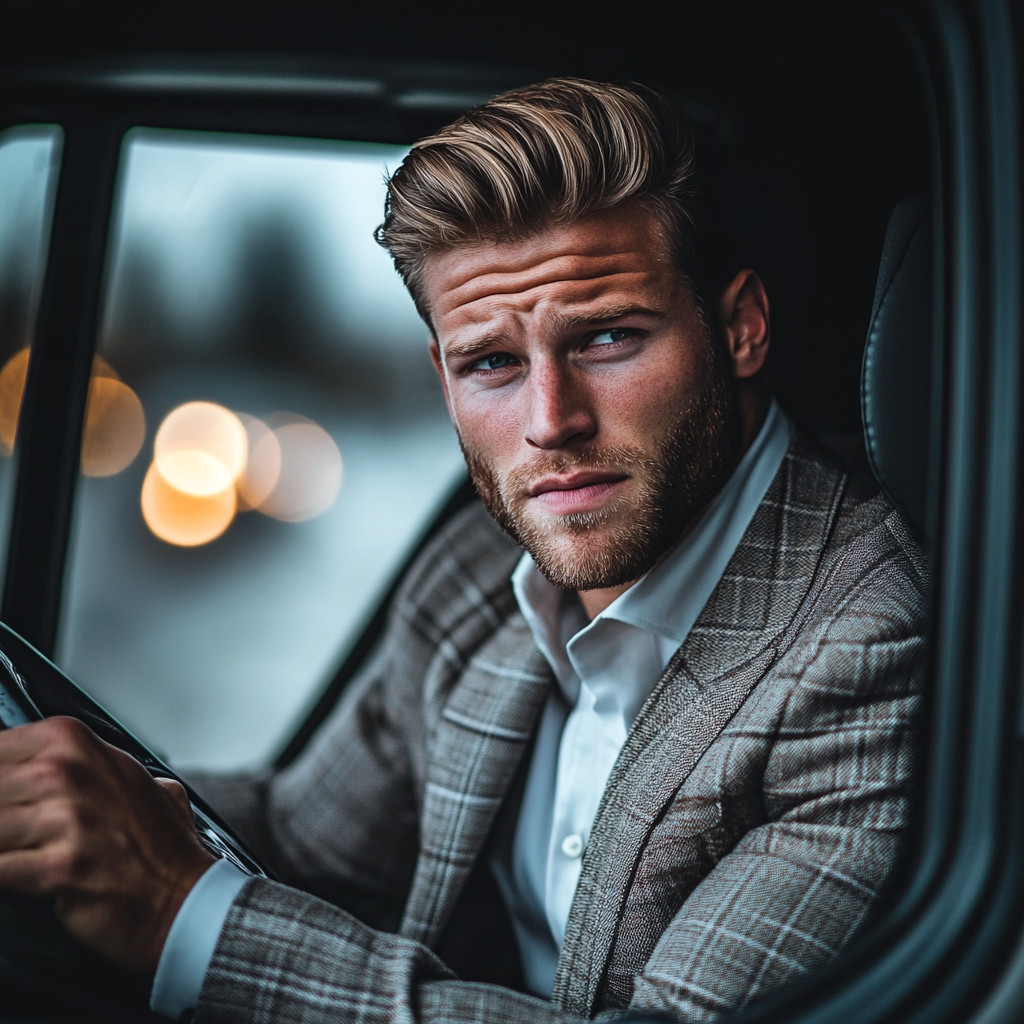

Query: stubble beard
459;343;742;592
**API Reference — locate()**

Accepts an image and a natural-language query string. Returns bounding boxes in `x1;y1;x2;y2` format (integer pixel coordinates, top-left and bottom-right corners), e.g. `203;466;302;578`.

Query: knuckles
40;840;94;888
23;755;78;793
36;795;88;839
10;748;96;805
34;716;100;753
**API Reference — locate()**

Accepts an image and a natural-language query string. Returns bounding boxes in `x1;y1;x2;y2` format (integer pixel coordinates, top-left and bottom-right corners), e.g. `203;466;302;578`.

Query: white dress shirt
151;401;790;1017
491;400;791;996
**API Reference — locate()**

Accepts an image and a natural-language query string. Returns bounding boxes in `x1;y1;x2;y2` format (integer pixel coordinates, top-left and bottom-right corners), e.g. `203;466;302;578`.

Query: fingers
0;839;91;898
0;715;218;972
0;757;74;806
0;847;54;896
0;716;102;765
0;799;63;851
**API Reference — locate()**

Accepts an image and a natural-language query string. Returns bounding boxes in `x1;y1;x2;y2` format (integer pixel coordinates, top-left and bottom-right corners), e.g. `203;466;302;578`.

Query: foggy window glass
0;126;62;583
57;129;464;770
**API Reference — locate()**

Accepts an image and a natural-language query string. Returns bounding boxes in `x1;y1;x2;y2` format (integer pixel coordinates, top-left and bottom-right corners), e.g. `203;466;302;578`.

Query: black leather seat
861;196;934;538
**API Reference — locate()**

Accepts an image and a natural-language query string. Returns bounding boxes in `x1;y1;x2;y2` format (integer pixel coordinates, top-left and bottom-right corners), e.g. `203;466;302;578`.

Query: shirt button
561;834;584;858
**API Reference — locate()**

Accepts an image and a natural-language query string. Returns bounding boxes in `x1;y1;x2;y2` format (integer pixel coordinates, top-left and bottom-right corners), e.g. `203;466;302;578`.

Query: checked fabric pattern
190;432;928;1024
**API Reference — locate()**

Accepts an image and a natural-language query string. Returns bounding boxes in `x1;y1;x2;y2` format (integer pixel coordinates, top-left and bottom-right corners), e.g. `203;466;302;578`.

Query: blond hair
375;78;705;323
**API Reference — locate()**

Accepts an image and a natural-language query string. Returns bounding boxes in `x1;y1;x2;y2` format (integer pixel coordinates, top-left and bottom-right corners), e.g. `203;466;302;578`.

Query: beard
459;342;742;592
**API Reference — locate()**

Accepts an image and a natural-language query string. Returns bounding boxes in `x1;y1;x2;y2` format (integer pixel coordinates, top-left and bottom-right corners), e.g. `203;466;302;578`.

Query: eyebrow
442;336;507;360
550;304;667;331
441;304;667;360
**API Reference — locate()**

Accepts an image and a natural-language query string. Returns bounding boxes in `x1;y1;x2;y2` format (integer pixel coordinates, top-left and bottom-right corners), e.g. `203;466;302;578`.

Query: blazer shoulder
829;482;930;606
786;426;930;599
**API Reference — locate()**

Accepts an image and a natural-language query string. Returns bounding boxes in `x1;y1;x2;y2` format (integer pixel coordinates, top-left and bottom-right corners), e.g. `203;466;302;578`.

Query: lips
528;471;628;514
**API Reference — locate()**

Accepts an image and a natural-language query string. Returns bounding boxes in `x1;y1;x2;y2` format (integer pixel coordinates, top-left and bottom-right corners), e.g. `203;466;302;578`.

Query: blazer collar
399;609;554;947
552;433;849;1015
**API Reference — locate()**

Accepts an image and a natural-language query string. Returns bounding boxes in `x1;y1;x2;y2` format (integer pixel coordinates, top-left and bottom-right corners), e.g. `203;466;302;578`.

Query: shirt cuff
150;857;249;1019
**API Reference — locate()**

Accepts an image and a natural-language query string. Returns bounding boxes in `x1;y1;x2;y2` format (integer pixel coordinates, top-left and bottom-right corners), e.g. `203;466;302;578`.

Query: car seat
861;195;935;538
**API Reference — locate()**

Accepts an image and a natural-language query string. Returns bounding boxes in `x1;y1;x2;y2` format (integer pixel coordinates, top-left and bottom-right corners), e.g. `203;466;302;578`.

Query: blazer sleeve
627;520;928;1020
187;500;522;936
188;636;424;933
194;878;580;1024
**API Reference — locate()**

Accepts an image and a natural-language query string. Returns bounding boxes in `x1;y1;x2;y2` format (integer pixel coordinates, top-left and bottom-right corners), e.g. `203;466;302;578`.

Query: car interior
0;1;1021;1022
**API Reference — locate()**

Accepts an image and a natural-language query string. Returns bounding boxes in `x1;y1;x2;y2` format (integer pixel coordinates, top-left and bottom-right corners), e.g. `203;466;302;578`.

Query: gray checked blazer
190;431;928;1024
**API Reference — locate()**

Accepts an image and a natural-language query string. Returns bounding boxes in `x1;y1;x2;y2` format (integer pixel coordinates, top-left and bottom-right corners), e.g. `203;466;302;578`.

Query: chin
524;519;664;592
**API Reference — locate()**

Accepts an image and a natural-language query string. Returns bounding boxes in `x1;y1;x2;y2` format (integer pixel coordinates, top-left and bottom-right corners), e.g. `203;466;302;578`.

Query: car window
55;129;464;770
0;125;61;582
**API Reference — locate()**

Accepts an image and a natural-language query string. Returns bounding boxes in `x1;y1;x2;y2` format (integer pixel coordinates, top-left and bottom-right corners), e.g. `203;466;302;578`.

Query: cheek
592;350;708;440
450;389;526;468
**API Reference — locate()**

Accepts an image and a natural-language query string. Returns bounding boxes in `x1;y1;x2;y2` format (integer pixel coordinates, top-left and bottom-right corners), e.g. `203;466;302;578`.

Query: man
0;79;926;1022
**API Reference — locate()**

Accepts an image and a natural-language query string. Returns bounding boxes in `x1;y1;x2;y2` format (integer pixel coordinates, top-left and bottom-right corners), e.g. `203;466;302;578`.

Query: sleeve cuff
150;857;249;1019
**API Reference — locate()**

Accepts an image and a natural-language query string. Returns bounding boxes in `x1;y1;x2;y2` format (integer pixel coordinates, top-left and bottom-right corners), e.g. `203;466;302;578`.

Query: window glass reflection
57;130;464;770
0;125;62;580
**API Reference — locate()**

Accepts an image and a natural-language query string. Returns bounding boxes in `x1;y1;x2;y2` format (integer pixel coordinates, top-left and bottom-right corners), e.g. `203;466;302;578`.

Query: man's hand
0;717;215;973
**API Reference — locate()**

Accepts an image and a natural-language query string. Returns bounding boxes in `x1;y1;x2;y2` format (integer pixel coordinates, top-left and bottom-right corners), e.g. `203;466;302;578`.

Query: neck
578;580;637;619
576;382;772;620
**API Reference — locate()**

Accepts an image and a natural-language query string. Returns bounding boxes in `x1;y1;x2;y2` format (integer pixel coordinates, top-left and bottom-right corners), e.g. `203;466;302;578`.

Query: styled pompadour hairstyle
375;77;709;326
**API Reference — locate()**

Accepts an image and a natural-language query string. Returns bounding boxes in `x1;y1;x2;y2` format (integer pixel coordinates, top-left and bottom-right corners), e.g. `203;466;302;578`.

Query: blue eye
590;328;631;346
472;352;516;371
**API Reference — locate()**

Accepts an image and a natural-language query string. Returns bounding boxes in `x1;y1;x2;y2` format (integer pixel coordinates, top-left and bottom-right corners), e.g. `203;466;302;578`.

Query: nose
523;359;597;450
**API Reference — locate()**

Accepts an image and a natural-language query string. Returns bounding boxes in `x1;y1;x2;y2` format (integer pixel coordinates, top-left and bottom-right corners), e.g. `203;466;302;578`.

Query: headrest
861;196;933;535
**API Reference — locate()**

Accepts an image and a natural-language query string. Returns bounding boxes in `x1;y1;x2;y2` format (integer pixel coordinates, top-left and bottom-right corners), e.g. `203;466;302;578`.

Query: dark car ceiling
0;0;930;444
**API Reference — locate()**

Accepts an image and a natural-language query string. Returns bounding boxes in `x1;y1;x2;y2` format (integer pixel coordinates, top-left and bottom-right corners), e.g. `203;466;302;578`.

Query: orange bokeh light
0;347;30;455
140;462;236;547
141;402;342;546
81;376;146;477
0;349;146;470
154;401;247;496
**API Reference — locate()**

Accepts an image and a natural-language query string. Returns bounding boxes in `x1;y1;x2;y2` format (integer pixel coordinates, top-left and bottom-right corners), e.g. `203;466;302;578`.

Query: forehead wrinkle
439;250;649;315
440;268;658;335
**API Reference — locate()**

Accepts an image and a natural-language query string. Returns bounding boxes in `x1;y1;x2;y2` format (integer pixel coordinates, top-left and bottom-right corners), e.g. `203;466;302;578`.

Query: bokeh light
142;402;342;545
141;462;237;546
0;347;30;455
154;401;247;496
257;414;343;522
81;374;146;477
235;413;282;511
0;349;146;473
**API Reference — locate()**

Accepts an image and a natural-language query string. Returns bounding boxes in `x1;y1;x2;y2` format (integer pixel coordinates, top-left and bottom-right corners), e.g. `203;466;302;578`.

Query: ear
429;337;456;420
718;270;770;379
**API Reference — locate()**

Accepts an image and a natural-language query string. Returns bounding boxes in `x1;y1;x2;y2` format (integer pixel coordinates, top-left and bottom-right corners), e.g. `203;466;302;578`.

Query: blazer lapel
552;437;848;1015
400;609;554;947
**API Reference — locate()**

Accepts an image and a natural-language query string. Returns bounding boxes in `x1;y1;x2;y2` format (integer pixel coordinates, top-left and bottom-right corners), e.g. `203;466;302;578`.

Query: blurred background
0;125;464;768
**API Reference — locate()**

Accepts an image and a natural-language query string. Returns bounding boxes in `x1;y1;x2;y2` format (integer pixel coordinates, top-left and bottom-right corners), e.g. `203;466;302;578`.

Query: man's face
424;205;740;592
